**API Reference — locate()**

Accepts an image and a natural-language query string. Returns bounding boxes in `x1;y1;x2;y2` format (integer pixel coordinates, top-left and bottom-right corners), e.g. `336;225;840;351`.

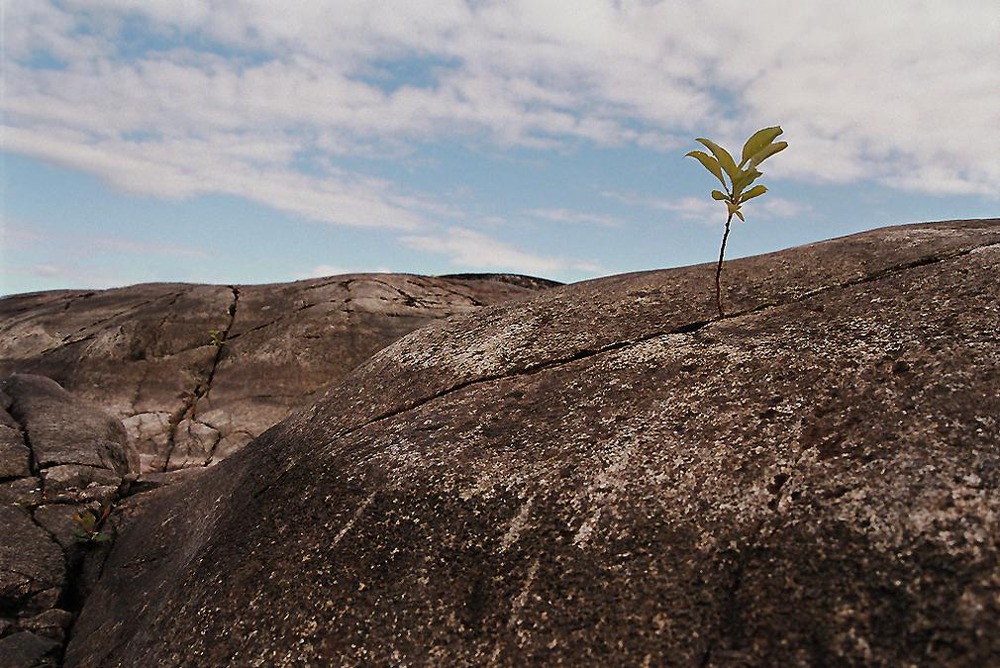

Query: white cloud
653;196;723;225
401;227;597;276
293;265;352;280
4;261;126;290
525;208;622;226
28;264;63;278
2;0;112;62
88;238;209;259
604;190;810;225
0;220;48;251
3;126;430;230
756;197;811;220
2;0;998;243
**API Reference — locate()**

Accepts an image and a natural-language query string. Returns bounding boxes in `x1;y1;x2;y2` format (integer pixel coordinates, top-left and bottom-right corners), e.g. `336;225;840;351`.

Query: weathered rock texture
1;374;139;667
65;219;999;666
0;274;556;472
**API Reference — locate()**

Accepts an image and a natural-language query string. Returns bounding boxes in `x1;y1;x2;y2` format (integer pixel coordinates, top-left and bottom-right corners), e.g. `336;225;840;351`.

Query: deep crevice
57;478;134;666
6;395;43;483
200;288;240;466
163;287;240;471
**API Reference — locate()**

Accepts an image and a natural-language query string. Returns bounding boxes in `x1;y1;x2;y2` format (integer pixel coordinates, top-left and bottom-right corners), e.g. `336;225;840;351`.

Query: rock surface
0;374;139;667
62;219;1000;666
0;274;556;472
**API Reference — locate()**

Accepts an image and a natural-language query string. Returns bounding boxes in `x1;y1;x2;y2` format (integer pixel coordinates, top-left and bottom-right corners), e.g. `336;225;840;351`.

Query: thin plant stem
715;211;734;317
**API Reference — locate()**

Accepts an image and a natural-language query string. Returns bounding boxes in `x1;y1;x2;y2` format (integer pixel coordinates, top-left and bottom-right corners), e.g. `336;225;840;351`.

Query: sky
2;1;998;297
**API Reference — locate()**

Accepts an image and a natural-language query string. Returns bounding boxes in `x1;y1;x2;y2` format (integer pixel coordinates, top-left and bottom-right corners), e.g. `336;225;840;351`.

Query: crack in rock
252;243;993;501
337;242;999;466
162;287;240;471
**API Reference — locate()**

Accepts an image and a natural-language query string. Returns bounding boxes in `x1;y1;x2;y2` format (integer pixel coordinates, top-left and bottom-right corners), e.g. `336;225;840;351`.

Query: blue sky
2;1;998;296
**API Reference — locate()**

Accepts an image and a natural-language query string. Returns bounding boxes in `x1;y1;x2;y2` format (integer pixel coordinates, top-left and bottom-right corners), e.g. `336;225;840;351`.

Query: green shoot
686;126;788;316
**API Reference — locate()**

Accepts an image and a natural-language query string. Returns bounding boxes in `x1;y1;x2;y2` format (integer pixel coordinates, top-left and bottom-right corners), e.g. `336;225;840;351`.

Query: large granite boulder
65;220;999;666
0;274;556;472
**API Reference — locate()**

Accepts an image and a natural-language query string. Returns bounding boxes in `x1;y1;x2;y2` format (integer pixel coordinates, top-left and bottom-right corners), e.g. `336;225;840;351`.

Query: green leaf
732;168;762;197
734;210;746;222
741;126;783;166
711;189;728;201
748;140;788;167
685;150;727;188
695;138;739;183
741;184;768;202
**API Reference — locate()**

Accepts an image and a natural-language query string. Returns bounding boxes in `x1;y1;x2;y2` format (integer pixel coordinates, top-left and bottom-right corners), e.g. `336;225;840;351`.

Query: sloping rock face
66;220;999;666
0;274;555;472
1;374;139;667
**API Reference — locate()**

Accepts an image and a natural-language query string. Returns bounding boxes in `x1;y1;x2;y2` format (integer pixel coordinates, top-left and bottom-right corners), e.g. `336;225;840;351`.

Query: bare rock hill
0;274;556;472
66;219;1000;666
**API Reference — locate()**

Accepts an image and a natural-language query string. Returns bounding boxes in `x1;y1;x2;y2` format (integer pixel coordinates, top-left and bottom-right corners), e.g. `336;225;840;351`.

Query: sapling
208;328;226;347
72;505;112;544
686;126;787;316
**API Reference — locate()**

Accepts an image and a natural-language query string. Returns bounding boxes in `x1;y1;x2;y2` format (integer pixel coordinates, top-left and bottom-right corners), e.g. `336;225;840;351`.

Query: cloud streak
401;227;599;276
525;208;623;227
2;0;997;283
603;190;811;225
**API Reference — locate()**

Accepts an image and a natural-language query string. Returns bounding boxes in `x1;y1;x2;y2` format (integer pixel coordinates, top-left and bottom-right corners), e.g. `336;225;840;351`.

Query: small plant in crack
72;504;113;545
208;328;226;347
686;126;788;316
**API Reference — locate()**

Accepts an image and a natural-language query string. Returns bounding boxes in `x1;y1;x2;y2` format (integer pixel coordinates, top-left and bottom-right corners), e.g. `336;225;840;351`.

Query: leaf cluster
208;329;226;347
685;126;787;221
72;508;112;544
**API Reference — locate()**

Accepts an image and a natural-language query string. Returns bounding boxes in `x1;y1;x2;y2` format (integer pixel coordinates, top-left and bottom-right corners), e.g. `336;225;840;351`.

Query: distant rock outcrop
63;220;999;666
0;274;556;472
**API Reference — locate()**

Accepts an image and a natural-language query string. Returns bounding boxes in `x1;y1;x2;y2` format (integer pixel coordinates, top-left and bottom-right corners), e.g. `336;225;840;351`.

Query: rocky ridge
61;219;1000;666
0;274;556;472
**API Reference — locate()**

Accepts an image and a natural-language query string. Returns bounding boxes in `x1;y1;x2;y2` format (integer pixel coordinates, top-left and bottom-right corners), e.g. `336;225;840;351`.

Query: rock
0;477;42;505
119;412;170;471
64;220;1000;666
0;374;139;506
126;466;212;496
0;506;65;617
0;275;558;472
0;407;31;478
21;608;75;642
41;465;122;504
0;631;61;668
33;504;87;551
1;375;138;476
0;375;145;665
